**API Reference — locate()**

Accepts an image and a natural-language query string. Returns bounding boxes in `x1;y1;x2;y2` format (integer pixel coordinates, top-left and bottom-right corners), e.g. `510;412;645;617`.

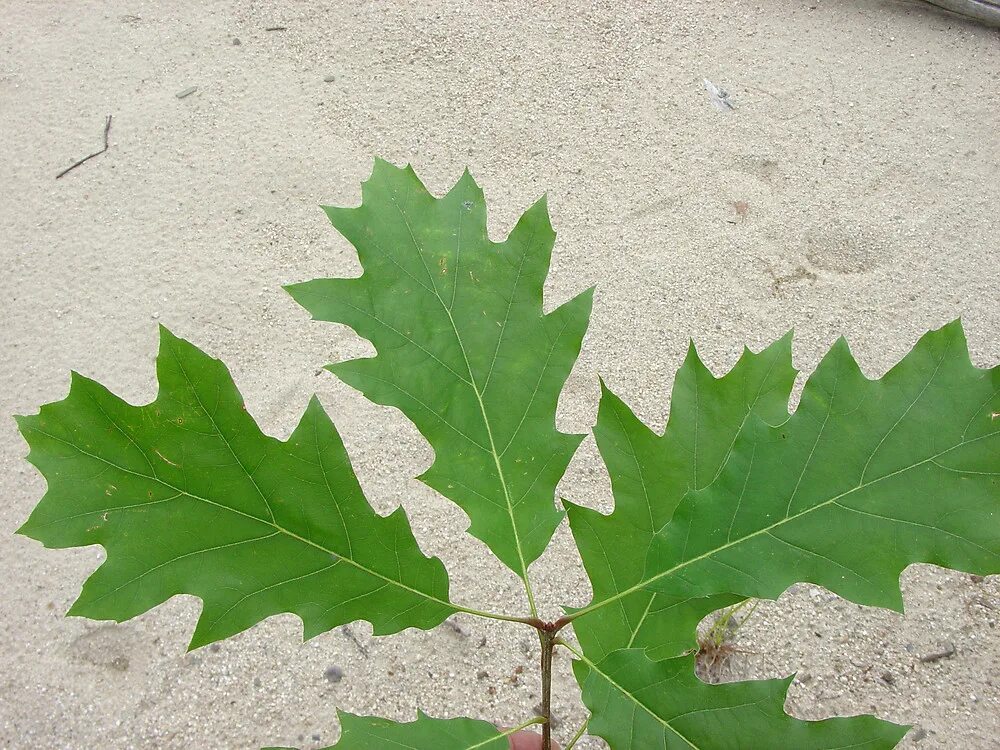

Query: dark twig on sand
56;115;112;179
339;625;369;658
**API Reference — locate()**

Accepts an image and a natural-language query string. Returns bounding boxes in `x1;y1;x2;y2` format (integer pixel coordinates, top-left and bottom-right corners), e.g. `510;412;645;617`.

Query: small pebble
323;665;344;683
323;75;336;83
232;37;241;45
175;86;197;99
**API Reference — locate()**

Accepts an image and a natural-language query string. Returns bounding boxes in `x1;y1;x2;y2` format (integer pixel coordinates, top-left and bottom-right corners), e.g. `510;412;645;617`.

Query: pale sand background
1;1;998;748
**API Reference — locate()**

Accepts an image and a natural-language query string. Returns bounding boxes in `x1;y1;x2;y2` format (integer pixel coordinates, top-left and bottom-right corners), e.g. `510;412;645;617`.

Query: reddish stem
538;628;555;750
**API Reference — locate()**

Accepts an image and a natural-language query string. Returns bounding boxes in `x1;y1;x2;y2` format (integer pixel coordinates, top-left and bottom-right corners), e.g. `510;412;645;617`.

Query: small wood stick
56;115;112;179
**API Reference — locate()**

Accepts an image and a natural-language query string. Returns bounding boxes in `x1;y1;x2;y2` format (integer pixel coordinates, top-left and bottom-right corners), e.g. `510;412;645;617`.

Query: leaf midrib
574;647;701;749
385;185;538;612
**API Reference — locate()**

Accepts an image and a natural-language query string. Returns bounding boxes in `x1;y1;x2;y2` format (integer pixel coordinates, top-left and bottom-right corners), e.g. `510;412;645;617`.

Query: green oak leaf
567;335;797;660
17;327;454;648
267;711;513;750
637;320;1000;609
569;321;997;749
287;160;592;592
334;711;509;749
575;649;908;749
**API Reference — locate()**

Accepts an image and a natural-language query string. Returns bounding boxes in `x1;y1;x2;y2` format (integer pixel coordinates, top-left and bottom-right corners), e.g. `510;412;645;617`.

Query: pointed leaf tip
683;337;700;361
156;322;180;345
448;167;484;200
532;191;553;217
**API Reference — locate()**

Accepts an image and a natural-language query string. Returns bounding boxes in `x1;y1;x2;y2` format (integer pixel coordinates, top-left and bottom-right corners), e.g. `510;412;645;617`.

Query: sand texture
1;1;998;748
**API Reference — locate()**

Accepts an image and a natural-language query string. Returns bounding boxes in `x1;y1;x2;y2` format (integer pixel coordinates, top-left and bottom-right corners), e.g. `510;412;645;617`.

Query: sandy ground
1;1;998;748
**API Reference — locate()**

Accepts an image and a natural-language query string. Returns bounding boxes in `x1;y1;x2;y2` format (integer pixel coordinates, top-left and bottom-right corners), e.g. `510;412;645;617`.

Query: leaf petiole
554;638;583;659
563;718;589;750
491;716;547;747
450;603;537;626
